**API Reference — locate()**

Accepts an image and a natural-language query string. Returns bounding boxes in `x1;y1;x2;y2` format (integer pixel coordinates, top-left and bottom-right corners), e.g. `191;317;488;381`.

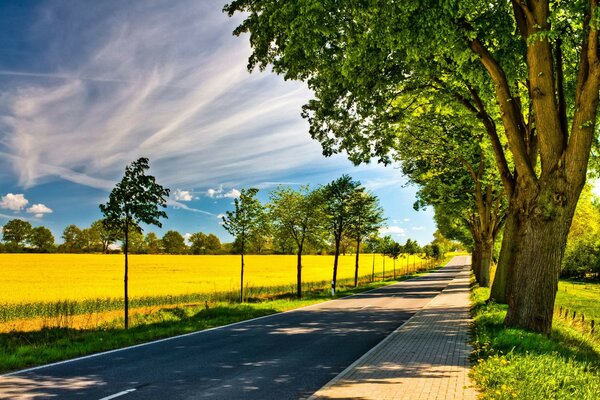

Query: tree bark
504;171;580;334
471;240;482;285
124;218;129;330
332;239;340;295
480;240;493;288
354;239;361;287
490;209;518;303
296;245;303;298
240;251;245;302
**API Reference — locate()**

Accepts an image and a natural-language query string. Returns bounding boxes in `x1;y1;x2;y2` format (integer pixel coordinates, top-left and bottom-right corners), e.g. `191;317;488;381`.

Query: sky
0;0;436;245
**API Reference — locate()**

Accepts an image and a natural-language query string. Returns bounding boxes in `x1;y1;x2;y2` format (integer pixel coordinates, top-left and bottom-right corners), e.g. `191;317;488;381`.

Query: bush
561;239;600;280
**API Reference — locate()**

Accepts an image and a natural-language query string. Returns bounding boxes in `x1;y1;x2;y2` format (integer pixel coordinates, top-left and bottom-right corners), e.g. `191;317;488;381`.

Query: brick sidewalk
309;258;477;400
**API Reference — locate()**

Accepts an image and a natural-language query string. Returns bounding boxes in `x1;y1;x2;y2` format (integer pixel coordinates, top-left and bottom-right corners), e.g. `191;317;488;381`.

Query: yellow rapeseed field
0;253;428;304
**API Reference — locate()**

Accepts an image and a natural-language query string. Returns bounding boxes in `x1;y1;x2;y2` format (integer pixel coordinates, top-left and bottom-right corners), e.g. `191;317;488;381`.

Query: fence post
573;311;577;320
592;320;596;335
559;306;563;317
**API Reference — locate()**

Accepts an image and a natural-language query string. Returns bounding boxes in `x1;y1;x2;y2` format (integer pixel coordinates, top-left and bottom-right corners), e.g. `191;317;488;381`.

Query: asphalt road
0;257;469;400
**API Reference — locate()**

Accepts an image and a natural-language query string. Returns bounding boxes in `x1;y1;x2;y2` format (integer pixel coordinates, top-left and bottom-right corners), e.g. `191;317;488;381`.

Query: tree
2;219;32;252
322;175;361;295
189;232;208;255
29;226;55;253
91;219;119;253
162;230;187;254
204;234;222;254
388;241;403;279
222;188;262;302
145;232;162;254
226;0;600;334
269;185;324;298
347;190;384;286
379;235;395;279
100;157;169;329
248;207;272;254
61;224;84;253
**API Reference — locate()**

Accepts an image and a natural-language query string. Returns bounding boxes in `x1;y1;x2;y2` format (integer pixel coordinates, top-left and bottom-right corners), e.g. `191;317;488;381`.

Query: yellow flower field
0;253;429;304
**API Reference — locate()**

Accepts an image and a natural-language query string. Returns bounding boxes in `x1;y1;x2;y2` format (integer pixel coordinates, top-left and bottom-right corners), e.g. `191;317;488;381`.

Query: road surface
0;256;470;400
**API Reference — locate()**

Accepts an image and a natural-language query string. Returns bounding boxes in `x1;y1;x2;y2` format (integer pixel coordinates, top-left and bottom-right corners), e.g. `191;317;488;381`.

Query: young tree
2;219;32;252
162;230;187;254
347;190;384;286
322;175;361;295
248;208;272;254
269;185;324;298
388;241;403;279
222;188;261;302
29;226;55;253
225;0;600;334
100;157;169;329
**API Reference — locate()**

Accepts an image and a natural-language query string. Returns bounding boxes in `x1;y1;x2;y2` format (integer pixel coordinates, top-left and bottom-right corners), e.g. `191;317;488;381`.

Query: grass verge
0;264;444;374
470;287;600;399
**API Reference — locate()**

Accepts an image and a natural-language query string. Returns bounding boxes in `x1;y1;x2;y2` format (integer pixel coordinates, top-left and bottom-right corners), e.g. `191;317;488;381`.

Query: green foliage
161;230;187;255
100;158;170;235
221;188;262;256
322;175;361;249
145;232;162;254
2;219;32;251
61;224;85;253
29;226;55;253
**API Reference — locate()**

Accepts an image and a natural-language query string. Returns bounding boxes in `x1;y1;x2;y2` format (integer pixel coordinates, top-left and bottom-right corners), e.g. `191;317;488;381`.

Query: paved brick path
309;256;478;400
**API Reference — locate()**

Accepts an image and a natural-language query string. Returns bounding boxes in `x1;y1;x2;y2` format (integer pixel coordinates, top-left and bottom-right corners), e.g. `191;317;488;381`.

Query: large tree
29;226;55;253
100;157;169;329
162;230;187;254
321;175;361;295
2;219;32;252
222;188;262;302
61;224;84;253
269;185;324;298
225;0;600;333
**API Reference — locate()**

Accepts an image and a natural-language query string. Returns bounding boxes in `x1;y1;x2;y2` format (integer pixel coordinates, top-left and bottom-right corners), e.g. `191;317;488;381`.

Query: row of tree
224;0;600;334
0;218;222;255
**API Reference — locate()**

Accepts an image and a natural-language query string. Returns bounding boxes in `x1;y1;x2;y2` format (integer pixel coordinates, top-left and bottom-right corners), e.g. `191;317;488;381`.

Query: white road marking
98;388;136;400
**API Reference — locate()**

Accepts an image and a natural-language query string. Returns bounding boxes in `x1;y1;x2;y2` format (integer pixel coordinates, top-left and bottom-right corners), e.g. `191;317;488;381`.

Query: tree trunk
371;252;375;281
393;258;396;279
354;239;361;287
471;240;482;285
240;251;245;302
124;219;129;330
490;209;518;303
480;240;493;288
296;245;303;298
382;256;385;280
504;175;580;334
332;239;340;295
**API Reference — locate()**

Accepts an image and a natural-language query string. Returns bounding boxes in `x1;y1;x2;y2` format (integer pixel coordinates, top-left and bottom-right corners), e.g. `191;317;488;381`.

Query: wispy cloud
0;1;345;194
379;226;406;236
167;199;214;216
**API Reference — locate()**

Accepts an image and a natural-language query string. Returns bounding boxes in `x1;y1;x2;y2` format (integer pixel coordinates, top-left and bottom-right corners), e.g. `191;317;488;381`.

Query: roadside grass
0;262;445;374
471;287;600;399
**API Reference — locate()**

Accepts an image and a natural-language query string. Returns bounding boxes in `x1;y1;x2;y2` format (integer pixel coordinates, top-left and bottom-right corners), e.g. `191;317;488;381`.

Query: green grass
556;280;600;320
471;287;600;399
0;262;445;374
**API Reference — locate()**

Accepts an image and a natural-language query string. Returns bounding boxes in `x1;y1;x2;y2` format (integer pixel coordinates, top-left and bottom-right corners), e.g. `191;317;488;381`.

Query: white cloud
223;188;241;199
0;193;29;211
173;189;193;202
403;218;410;222
206;186;241;199
26;203;53;218
412;226;425;231
379;226;406;236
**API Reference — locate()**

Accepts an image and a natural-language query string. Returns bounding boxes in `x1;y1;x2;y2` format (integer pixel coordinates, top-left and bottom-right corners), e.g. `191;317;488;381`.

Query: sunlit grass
471;287;600;399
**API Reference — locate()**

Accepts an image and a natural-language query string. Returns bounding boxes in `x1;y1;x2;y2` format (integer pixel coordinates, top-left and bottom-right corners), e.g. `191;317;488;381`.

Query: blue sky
0;0;436;245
